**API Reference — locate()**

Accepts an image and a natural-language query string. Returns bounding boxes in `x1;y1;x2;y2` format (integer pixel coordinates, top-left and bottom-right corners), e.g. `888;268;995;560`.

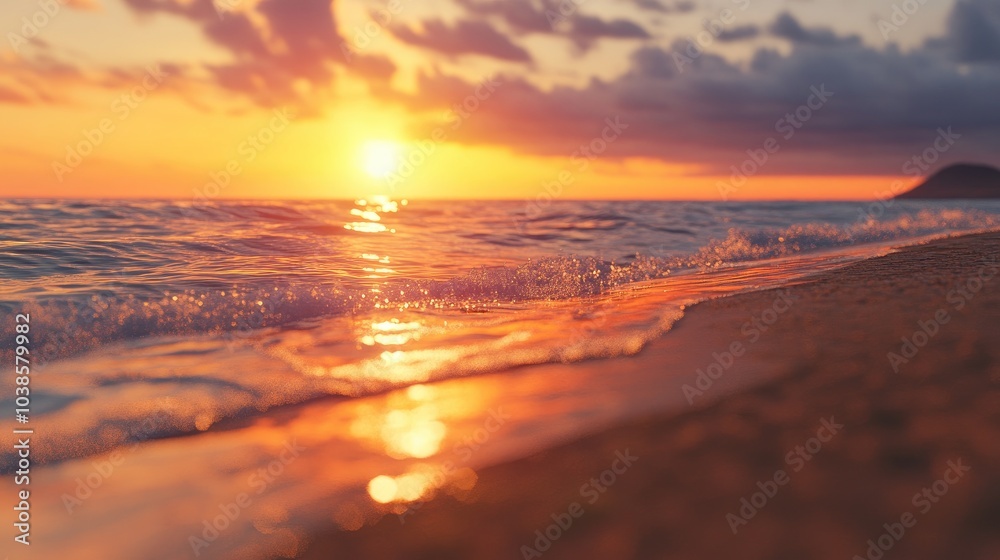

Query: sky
1;0;999;200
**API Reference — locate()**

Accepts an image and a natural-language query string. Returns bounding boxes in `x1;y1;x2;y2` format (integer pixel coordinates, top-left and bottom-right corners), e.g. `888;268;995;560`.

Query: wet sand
304;232;1000;560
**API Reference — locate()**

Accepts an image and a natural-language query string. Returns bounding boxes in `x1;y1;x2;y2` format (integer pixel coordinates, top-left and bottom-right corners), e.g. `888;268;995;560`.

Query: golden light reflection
353;195;403;214
349;383;446;459
345;197;405;279
367;475;397;504
361;253;391;264
343;197;396;234
359;318;425;346
385;409;446;458
351;208;382;222
348;382;494;507
364;465;440;505
373;320;421;332
365;465;480;506
343;222;387;233
406;384;433;400
391;469;434;502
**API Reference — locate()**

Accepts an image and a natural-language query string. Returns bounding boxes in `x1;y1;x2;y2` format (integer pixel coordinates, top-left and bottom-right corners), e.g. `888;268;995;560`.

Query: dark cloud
716;24;760;43
568;15;650;49
455;0;553;33
389;19;533;62
257;0;340;61
399;13;1000;175
203;14;270;58
947;0;1000;62
457;0;651;50
12;0;999;183
628;0;695;13
770;12;860;47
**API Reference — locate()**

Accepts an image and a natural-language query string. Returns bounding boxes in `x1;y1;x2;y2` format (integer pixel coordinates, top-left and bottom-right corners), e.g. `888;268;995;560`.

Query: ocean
3;198;1000;558
4;198;1000;439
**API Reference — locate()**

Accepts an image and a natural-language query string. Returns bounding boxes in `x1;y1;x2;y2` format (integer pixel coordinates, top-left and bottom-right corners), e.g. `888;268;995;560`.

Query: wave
3;208;997;363
2;205;998;471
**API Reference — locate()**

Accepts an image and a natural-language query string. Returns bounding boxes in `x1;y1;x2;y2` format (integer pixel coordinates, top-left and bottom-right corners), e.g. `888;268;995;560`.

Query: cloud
0;52;86;105
457;0;651;50
947;0;1000;62
0;85;32;104
455;0;553;33
716;24;760;43
0;49;190;108
628;0;695;13
118;0;391;111
257;0;341;62
11;0;1000;182
568;15;650;50
398;11;1000;176
121;0;215;20
389;19;534;62
203;14;270;58
770;12;860;47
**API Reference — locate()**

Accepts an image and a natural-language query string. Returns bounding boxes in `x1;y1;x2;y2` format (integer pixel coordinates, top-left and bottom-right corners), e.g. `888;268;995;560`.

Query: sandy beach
304;232;1000;560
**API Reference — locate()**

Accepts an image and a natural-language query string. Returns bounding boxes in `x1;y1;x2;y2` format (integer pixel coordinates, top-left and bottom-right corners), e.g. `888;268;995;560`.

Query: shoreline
303;231;1000;559
11;231;1000;560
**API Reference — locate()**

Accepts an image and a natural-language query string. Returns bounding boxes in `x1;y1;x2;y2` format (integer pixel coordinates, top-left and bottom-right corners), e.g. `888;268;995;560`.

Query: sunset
1;0;997;199
2;1;1000;559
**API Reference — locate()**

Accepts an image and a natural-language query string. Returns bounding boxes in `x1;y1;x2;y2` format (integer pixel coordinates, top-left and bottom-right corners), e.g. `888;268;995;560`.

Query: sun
362;140;402;179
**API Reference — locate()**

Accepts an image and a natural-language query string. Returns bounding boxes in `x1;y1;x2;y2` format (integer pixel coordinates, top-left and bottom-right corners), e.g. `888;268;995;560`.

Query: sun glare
363;141;402;179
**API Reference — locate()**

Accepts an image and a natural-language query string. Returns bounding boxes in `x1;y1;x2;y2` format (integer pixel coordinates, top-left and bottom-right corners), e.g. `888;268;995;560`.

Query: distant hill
897;164;1000;199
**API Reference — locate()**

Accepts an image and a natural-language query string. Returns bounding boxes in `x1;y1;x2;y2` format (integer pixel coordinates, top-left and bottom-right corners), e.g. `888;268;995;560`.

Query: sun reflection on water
351;385;486;504
343;196;403;235
344;196;407;282
350;384;447;459
360;318;425;346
